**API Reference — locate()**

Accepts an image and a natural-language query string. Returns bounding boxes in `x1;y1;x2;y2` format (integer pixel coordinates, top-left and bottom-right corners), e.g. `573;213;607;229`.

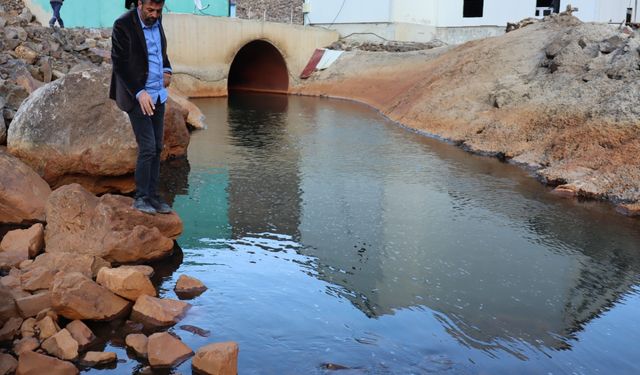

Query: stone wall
235;0;304;25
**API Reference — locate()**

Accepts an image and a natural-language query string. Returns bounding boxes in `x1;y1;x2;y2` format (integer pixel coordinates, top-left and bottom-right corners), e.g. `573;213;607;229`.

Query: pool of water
93;93;640;374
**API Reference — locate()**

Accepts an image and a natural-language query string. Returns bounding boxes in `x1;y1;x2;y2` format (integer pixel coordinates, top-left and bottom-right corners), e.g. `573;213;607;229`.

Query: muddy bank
293;13;640;214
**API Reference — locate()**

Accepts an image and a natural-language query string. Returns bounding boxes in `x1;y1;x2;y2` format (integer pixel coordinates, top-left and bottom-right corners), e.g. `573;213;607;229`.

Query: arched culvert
228;40;289;94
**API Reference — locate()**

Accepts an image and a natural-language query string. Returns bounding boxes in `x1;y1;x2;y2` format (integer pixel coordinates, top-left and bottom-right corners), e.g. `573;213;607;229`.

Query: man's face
138;0;164;26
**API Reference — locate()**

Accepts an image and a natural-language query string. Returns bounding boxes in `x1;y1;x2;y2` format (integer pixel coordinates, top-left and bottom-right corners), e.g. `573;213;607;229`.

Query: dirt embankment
294;14;640;214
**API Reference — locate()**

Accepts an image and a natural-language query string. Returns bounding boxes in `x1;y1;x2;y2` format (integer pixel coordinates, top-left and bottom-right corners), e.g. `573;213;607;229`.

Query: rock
552;184;579;197
0;316;23;342
599;35;626;54
15;350;78;375
51;272;130;321
20;318;36;338
7;67;189;187
96;267;156;301
65;320;95;351
14;68;43;94
162;97;191;160
168;87;207;129
0;150;51;224
14;336;39;355
616;203;640;217
192;342;239;375
118;265;154;278
0;248;27;271
147;332;193;368
0;285;20;322
18;259;33;269
174;274;207;299
35;308;58;323
125;333;148;358
78;351;117;367
14;45;38;64
15;292;51;318
44;184;182;263
0;353;18;375
36;316;60;340
130;295;191;328
0;117;5;145
41;329;79;361
20;266;56;292
23;252;110;279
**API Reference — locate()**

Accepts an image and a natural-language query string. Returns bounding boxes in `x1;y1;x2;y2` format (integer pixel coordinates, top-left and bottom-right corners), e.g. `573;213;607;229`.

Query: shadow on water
153;93;640;373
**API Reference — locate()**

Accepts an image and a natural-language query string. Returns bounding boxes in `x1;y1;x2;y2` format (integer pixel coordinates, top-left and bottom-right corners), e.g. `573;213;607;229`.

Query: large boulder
0;149;51;224
44;184;182;263
7;67;190;189
51;272;130;321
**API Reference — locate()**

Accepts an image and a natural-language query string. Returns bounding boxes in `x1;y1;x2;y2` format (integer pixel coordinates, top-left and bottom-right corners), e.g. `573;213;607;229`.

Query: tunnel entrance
228;40;289;94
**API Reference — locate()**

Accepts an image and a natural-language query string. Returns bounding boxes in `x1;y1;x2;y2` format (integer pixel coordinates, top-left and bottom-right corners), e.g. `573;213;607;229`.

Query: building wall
304;0;391;24
391;0;437;25
235;0;304;24
564;0;631;23
436;0;537;27
26;0;229;28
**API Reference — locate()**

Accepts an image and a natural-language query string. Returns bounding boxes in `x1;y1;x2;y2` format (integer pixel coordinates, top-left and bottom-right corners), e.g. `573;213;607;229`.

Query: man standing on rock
110;0;173;215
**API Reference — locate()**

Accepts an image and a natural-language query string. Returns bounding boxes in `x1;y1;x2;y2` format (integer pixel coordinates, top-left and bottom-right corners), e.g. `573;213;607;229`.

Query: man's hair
140;0;165;4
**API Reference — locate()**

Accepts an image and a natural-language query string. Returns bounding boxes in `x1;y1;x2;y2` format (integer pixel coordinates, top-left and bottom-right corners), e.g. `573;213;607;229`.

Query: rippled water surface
96;93;640;374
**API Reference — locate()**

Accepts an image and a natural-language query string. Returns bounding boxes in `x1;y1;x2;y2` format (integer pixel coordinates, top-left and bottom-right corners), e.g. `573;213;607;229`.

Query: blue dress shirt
135;10;171;105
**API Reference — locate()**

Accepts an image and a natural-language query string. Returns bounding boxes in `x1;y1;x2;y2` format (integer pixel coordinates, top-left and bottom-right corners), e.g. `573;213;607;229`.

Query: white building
303;0;634;44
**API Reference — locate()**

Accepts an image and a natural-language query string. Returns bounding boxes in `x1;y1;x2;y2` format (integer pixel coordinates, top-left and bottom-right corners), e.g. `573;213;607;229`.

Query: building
303;0;634;44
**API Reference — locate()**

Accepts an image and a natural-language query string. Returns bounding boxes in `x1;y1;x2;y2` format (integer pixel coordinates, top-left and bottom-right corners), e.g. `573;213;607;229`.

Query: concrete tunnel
228;40;289;94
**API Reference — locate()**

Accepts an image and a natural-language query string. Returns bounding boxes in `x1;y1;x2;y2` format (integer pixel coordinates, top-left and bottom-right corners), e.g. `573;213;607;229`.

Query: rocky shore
295;12;640;216
0;1;236;374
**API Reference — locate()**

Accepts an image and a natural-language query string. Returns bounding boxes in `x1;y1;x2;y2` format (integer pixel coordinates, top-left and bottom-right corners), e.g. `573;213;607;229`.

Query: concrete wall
24;0;230;28
162;14;338;97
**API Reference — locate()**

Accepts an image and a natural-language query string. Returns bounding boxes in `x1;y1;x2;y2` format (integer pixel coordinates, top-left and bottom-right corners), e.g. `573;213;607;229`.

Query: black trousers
127;100;165;200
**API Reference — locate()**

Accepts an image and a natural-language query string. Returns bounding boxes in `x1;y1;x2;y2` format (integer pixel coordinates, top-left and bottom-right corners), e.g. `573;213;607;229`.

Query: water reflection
161;94;640;373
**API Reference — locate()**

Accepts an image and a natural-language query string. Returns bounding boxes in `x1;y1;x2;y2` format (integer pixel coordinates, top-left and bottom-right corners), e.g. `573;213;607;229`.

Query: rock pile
0;2;112;133
328;39;447;53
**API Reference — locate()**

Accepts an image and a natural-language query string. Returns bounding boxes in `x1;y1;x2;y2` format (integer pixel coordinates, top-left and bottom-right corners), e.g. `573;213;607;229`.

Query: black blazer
109;9;171;112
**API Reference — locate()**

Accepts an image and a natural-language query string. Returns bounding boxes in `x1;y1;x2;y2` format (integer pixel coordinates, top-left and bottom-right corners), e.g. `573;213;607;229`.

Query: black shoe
148;196;172;214
132;197;156;215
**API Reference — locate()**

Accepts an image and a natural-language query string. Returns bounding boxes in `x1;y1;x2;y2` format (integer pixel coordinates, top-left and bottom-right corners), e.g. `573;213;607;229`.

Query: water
93;93;640;374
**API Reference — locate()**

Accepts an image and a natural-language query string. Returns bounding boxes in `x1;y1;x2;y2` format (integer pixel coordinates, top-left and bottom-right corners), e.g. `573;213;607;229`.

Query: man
49;0;64;28
125;0;137;10
110;0;173;215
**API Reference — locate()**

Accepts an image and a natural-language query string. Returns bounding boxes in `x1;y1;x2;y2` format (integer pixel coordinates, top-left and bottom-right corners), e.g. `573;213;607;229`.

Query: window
463;0;484;18
536;0;560;13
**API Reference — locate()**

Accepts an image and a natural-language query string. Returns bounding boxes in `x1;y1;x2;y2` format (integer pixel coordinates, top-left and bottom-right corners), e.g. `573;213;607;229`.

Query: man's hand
163;72;172;88
138;90;155;116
